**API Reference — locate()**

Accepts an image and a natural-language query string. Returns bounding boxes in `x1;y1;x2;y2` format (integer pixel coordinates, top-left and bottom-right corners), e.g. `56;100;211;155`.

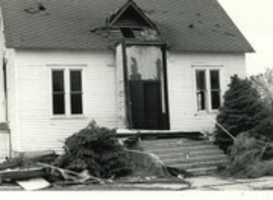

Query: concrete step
142;138;212;147
186;166;219;176
168;157;228;169
143;144;219;155
141;137;227;176
162;154;227;165
152;148;224;160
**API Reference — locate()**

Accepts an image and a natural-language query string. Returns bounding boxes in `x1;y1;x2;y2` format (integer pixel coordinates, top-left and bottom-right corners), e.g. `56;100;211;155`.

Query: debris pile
221;132;273;178
0;122;191;190
0;150;108;190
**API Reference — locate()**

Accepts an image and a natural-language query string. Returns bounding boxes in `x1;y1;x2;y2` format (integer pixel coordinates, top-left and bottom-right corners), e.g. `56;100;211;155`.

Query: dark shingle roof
0;0;254;52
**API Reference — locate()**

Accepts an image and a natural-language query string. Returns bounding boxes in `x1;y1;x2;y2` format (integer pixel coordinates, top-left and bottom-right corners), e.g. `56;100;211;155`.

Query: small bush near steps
54;121;132;179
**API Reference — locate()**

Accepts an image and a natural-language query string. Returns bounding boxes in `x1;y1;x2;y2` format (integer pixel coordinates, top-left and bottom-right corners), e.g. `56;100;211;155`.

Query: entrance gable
109;0;157;30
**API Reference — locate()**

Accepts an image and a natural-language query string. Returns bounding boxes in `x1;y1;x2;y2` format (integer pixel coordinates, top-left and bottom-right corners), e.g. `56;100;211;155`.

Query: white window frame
193;65;223;113
48;64;86;119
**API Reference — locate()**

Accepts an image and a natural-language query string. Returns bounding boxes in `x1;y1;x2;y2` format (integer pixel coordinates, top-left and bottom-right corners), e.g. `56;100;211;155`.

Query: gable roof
0;0;254;53
109;0;157;30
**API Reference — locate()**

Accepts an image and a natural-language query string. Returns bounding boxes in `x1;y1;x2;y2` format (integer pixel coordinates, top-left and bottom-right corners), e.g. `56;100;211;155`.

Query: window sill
50;115;88;120
194;110;219;116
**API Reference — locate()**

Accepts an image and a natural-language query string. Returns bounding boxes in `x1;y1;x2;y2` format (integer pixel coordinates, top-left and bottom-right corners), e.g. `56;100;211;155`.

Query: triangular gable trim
109;0;157;29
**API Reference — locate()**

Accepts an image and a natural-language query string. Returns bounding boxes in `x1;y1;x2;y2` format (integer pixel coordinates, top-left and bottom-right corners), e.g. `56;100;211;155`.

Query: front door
130;80;162;129
126;45;169;130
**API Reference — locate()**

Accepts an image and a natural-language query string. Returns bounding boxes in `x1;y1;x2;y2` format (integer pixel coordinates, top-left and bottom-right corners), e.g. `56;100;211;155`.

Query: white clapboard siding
9;49;246;153
12;50;117;152
167;52;246;132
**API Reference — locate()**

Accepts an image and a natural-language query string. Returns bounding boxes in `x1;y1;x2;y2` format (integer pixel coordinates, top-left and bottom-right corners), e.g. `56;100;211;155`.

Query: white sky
218;0;273;75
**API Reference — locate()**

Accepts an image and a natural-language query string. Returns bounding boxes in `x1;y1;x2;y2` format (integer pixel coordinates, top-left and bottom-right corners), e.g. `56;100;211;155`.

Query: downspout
3;54;12;158
1;6;12;157
3;56;8;122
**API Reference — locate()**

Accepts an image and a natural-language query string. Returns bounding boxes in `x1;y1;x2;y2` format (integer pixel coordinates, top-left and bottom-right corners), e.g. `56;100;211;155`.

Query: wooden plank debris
0;167;47;184
17;178;51;191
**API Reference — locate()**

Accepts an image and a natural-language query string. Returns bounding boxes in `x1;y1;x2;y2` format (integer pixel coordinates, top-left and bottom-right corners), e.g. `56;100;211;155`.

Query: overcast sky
218;0;273;75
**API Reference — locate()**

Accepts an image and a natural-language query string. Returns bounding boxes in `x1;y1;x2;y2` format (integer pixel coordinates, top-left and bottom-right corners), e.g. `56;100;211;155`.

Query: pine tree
215;75;266;152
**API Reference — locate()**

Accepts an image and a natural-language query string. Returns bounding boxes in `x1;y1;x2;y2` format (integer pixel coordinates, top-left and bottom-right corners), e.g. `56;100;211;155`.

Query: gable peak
108;0;157;29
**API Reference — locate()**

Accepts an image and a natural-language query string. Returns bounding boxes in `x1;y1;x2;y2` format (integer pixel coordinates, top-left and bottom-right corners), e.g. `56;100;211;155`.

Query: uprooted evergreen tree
215;75;267;152
54;121;132;179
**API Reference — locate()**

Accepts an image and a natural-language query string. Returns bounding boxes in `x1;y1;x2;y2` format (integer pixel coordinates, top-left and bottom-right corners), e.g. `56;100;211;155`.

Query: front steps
141;138;229;176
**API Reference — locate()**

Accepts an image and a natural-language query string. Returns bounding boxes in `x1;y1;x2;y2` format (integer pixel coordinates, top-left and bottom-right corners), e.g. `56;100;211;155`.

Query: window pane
53;94;65;114
70;70;83;114
70;70;82;91
52;70;65;115
211;91;221;109
196;70;206;90
71;94;83;114
197;91;206;111
52;70;64;92
210;70;220;90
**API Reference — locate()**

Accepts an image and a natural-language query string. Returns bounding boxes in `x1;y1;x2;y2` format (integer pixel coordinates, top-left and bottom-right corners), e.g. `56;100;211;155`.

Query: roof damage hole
38;3;46;11
188;24;194;29
214;24;221;28
24;3;47;14
224;32;236;37
121;28;135;38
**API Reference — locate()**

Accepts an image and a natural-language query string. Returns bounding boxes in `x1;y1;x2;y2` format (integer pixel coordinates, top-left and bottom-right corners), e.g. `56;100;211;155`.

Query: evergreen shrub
215;75;266;152
55;121;132;179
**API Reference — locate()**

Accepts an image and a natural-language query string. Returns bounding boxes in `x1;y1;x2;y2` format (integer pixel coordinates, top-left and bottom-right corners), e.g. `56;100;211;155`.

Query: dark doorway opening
130;80;164;129
125;45;169;130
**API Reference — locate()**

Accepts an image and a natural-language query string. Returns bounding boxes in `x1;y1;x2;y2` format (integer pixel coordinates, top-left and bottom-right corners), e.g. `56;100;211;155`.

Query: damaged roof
0;0;254;53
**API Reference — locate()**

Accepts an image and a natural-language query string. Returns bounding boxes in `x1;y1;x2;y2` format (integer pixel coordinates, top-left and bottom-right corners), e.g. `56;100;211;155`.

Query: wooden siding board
13;50;117;152
9;49;246;152
167;52;246;132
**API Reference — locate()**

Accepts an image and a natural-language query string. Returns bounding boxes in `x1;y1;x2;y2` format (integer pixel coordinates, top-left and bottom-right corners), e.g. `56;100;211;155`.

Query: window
195;68;221;112
52;70;65;115
70;70;83;114
210;70;221;110
51;68;83;116
196;70;207;111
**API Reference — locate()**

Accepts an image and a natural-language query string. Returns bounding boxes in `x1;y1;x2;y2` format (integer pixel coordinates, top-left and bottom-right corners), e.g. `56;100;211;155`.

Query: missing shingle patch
38;3;46;11
188;24;194;29
24;3;47;14
224;32;236;37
